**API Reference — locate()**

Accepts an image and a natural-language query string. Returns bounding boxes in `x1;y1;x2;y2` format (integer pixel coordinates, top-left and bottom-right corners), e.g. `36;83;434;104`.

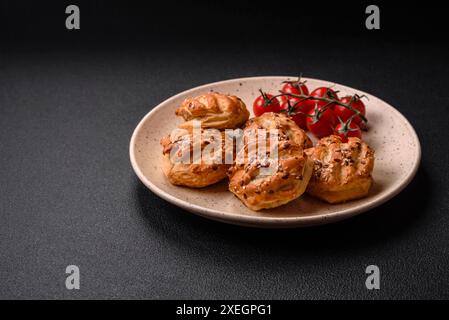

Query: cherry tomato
308;87;339;110
280;80;309;102
306;105;337;138
280;97;309;130
253;91;280;116
333;95;366;125
334;118;362;142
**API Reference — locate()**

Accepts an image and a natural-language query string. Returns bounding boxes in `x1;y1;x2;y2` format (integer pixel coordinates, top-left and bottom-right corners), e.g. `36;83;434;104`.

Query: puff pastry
175;92;250;129
242;112;313;150
228;113;313;211
306;135;375;203
160;129;233;188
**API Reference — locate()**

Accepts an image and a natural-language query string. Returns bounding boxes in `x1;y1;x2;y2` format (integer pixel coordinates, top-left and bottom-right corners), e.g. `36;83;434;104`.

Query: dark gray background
1;1;448;299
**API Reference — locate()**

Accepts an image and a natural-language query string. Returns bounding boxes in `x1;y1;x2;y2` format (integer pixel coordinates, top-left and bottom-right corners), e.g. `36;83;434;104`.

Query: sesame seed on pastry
242;112;313;150
160;129;233;188
228;113;313;211
305;135;375;204
175;92;250;130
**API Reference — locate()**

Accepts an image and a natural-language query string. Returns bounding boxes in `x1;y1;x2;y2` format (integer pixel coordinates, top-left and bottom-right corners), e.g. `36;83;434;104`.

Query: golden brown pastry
228;113;313;211
306;135;375;204
242;112;312;150
175;92;250;129
160;129;233;188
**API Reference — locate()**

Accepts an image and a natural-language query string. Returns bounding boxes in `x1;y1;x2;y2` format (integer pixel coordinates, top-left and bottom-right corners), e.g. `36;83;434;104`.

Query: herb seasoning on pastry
228;113;313;211
160;129;233;188
175;92;250;130
305;135;375;204
242;112;312;150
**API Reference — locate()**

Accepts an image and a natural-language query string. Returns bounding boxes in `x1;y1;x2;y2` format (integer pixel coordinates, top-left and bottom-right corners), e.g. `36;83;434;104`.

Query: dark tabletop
1;1;449;299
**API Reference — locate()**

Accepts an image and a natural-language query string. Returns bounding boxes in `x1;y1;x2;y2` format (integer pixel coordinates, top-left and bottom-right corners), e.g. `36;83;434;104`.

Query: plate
130;77;421;227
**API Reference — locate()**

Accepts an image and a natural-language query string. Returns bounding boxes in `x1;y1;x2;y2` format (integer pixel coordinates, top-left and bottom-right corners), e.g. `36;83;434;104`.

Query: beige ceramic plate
130;77;421;227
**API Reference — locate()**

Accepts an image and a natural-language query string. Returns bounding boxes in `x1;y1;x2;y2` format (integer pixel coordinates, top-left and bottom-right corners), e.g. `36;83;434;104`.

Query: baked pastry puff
228;113;313;211
242;112;313;150
175;92;250;129
305;135;375;204
160;129;233;188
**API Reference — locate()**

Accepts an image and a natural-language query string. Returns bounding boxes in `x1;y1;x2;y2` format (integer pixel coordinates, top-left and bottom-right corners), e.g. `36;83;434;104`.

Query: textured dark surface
1;1;449;299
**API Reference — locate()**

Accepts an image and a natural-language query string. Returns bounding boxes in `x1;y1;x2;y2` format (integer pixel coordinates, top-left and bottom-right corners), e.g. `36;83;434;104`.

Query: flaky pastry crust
243;112;313;150
160;129;232;188
175;92;250;129
305;135;375;203
228;113;313;211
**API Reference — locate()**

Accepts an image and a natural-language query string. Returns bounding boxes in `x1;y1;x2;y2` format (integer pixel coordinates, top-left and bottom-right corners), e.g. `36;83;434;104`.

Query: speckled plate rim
130;76;421;228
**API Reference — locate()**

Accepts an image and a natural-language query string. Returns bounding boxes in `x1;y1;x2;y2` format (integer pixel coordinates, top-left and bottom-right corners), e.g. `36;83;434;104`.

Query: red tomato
306;105;337;138
280;97;309;129
280;80;309;101
333;95;366;125
253;91;280;116
308;87;339;110
334;118;362;142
